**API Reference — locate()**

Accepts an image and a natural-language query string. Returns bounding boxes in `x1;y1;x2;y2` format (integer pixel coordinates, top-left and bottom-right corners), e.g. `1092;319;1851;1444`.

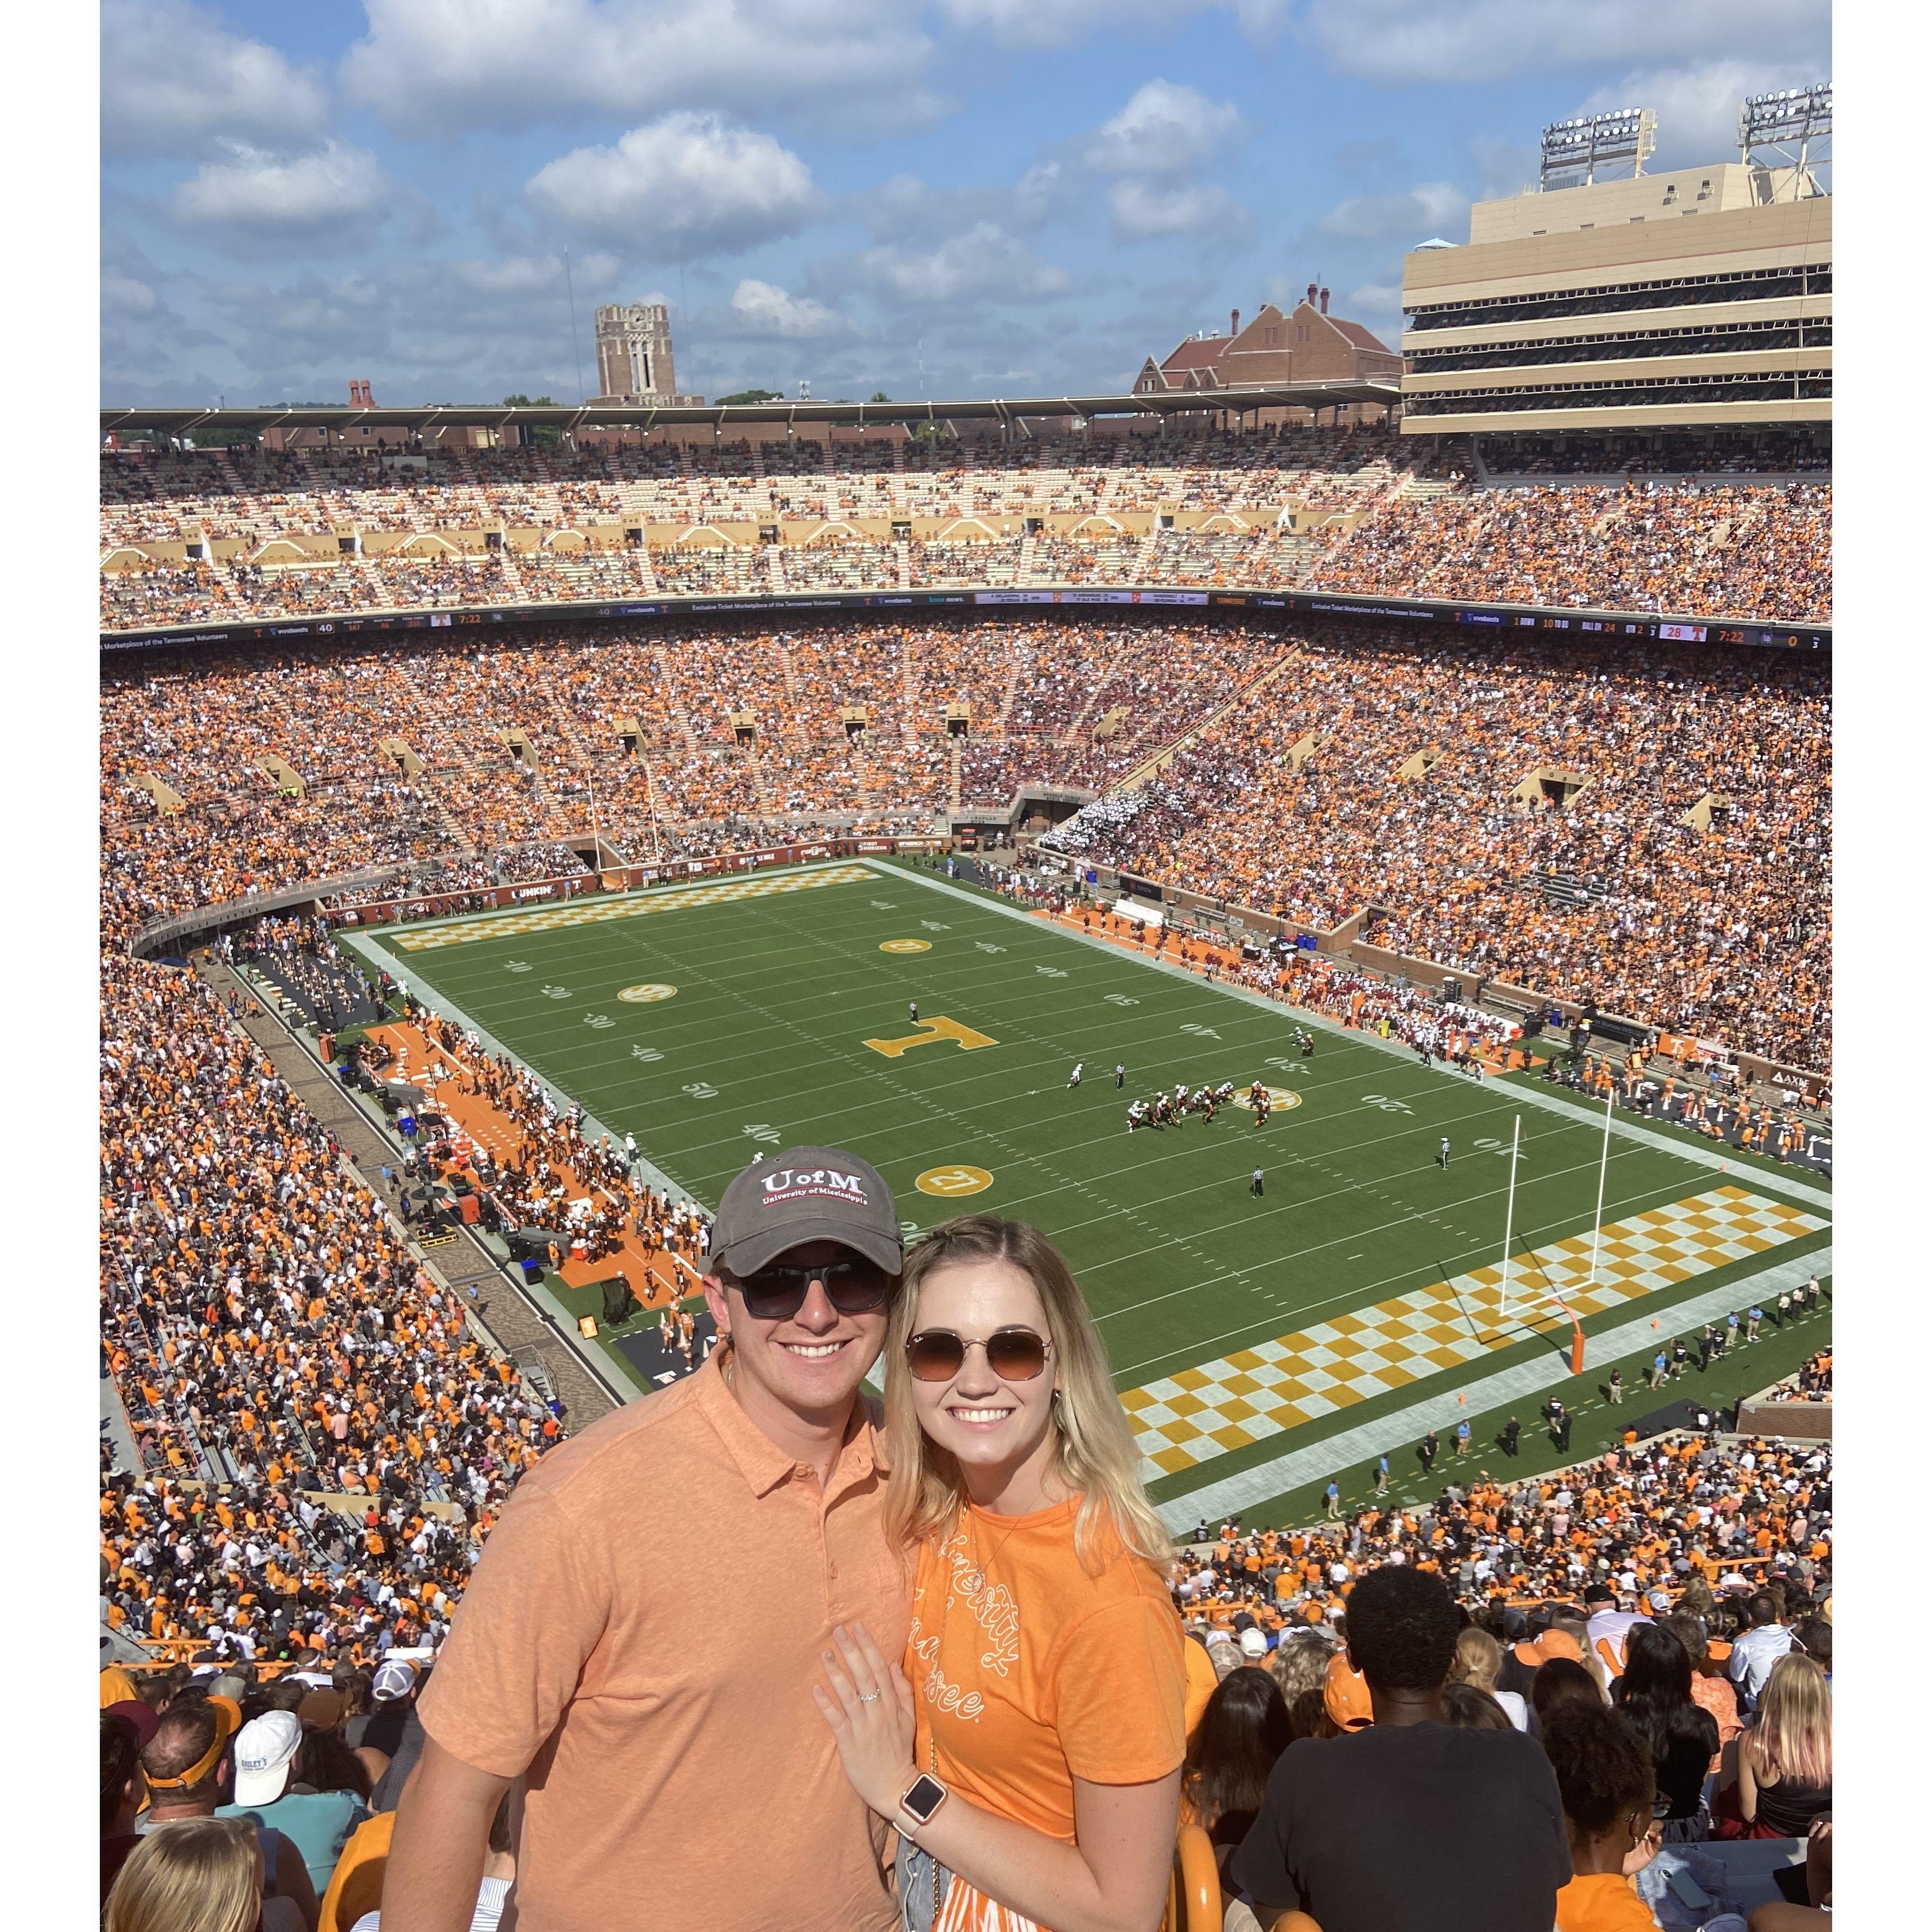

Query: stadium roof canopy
100;380;1401;441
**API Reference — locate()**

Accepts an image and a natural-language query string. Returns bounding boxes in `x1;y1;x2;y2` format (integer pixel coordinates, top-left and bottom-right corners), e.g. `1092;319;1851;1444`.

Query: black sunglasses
732;1254;896;1322
905;1325;1052;1383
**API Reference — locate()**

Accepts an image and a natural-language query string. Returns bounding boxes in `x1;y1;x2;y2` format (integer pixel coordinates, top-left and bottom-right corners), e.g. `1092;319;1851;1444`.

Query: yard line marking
1119;1186;1827;1480
386;862;877;950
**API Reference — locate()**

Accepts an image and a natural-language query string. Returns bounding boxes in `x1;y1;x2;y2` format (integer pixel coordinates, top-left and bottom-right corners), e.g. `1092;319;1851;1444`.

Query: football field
340;858;1833;1527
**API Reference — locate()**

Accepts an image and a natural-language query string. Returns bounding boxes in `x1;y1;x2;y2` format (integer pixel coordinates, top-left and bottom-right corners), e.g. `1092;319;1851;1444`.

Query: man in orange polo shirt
382;1148;910;1932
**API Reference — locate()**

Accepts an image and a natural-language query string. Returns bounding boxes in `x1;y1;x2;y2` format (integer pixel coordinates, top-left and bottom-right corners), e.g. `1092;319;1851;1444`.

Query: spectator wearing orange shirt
384;1147;911;1932
1539;1702;1669;1932
815;1214;1187;1932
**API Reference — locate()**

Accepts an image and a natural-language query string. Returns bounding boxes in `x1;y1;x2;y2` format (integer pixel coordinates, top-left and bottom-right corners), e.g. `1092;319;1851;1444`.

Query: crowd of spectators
1307;479;1831;623
1049;627;1829;1066
100;427;1829;631
99;945;563;1651
379;1006;712;1286
1164;1432;1833;1925
98;1406;1831;1917
1763;1352;1832;1404
1175;1434;1830;1638
100;1423;1835;1925
101;615;1830;1068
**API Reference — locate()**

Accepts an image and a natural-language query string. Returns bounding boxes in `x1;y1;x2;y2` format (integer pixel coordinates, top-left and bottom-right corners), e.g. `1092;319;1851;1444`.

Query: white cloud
174;140;391;235
1088;81;1245;178
1319;181;1470;240
729;280;849;339
1109;181;1244;240
102;0;329;158
1300;1;1829;87
856;223;1071;305
935;0;1288;49
861;162;1075;244
103;274;162;318
525;114;818;258
1080;81;1248;243
343;0;940;133
1345;282;1406;316
449;252;624;298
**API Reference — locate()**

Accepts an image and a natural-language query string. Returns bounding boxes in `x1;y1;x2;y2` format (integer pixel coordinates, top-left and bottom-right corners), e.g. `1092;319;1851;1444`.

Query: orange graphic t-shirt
908;1495;1187;1932
1556;1872;1664;1931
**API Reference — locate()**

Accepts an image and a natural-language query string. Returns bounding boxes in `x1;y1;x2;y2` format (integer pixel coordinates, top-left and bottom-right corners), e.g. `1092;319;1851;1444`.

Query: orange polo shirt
419;1348;911;1932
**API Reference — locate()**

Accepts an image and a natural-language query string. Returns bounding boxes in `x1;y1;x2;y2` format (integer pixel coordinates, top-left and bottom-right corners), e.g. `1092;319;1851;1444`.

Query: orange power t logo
862;1016;998;1058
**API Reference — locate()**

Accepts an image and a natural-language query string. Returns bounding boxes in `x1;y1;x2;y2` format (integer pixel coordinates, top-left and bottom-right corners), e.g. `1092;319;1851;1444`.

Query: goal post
1494;1109;1591;1379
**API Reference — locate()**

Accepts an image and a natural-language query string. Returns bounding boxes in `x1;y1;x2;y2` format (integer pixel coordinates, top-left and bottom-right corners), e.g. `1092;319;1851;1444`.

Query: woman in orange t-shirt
815;1214;1187;1932
1540;1702;1665;1931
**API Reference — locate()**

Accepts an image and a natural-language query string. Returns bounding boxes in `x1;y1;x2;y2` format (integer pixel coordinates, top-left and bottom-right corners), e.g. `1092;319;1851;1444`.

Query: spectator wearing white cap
219;1711;370;1897
141;1700;318;1932
365;1661;428;1814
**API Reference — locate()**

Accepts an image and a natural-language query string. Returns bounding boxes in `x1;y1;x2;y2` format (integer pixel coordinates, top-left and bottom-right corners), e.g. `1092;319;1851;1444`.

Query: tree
716;388;784;406
502;395;561;445
869;391;891;403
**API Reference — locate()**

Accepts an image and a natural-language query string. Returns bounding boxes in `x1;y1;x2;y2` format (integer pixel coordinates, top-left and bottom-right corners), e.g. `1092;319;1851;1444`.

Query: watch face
903;1774;946;1821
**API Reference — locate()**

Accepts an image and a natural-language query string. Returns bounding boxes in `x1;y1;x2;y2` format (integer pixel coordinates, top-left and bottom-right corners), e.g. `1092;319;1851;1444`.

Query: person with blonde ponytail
1735;1652;1832;1838
813;1214;1186;1932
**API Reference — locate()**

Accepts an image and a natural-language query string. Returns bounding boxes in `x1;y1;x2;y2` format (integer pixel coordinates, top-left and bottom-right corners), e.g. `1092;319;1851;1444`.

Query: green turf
341;858;1830;1502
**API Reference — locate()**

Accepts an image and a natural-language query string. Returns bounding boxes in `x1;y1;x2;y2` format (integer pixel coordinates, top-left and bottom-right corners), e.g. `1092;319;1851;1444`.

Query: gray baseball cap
710;1146;903;1279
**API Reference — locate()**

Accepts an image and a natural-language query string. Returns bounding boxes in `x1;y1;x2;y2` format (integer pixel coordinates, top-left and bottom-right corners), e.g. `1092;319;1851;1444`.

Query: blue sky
99;1;1832;407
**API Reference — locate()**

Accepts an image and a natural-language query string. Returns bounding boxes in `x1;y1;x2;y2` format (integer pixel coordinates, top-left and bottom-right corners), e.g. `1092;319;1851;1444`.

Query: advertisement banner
102;587;1827;654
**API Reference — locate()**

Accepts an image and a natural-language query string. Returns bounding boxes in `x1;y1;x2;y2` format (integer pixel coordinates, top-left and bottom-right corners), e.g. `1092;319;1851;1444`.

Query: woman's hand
1621;1823;1662;1877
813;1622;919;1821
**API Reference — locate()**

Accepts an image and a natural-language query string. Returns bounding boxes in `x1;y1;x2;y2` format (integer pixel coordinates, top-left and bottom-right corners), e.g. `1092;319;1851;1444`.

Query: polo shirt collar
691;1347;881;1499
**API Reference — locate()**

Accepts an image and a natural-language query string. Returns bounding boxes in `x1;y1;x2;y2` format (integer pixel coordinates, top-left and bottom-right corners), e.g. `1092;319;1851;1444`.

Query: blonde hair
1453;1626;1503;1690
1750;1651;1832;1789
883;1214;1170;1572
107;1817;261;1932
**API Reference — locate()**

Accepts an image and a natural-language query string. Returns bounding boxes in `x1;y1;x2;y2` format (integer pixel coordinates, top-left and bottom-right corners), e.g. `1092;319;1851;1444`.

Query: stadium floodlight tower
1538;107;1657;189
1738;83;1832;199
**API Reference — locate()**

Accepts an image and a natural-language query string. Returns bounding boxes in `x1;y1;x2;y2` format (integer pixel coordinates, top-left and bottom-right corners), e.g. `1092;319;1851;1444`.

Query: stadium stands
1176;1434;1830;1632
1042;626;1829;1066
103;614;1830;1065
98;440;1834;1929
99;427;1832;630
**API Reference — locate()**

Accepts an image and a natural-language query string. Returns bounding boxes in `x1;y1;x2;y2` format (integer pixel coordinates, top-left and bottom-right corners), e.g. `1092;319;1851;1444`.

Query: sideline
1151;1243;1833;1530
874;861;1833;1215
337;928;705;1213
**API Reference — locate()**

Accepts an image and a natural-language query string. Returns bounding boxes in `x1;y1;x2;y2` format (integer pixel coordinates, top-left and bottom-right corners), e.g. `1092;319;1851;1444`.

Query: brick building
1137;286;1402;421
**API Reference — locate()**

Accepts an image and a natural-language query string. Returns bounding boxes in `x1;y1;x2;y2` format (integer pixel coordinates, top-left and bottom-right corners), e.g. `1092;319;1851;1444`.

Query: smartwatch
898;1772;949;1834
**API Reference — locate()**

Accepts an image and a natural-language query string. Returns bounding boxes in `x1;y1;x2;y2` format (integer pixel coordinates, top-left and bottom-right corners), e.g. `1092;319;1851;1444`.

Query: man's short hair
331;1663;372;1702
1540;1704;1655;1836
1344;1564;1458;1693
1660;1613;1709;1671
141;1702;227;1799
1793;1616;1832;1670
1747;1592;1777;1626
